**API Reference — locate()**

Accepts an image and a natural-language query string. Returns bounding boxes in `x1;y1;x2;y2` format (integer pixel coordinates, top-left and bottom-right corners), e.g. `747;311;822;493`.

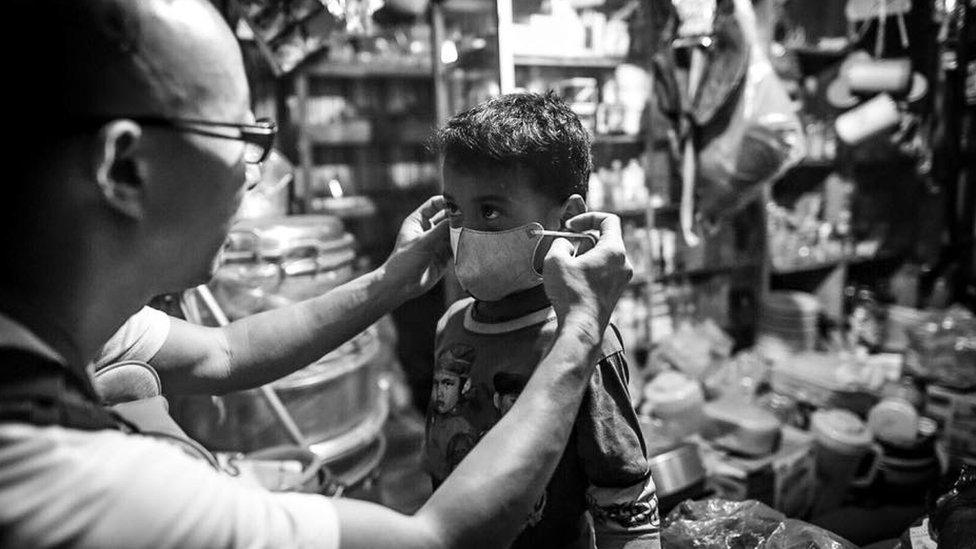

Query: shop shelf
771;252;902;276
592;135;644;145
305;60;433;79
654;261;761;283
513;54;624;68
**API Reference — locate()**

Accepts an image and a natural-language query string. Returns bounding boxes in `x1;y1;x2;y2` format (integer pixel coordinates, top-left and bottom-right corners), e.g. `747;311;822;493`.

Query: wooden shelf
606;204;677;218
592;135;644;145
514;54;624;68
651;262;762;283
441;0;495;13
304;60;433;78
771;252;902;276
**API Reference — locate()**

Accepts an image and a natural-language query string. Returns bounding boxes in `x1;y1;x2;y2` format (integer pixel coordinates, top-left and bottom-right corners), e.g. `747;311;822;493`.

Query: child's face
442;162;565;233
432;370;464;414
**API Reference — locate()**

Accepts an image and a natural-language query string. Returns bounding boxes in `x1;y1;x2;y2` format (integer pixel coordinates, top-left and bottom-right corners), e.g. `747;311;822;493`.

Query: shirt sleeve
91;306;172;371
0;424;341;549
575;350;661;549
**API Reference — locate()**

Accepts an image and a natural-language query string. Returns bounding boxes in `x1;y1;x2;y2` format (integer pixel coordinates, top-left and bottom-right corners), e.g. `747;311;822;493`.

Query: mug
810;409;884;515
835;94;900;145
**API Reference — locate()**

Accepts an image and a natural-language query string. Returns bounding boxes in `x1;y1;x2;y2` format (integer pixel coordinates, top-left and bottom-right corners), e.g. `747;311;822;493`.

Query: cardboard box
697;426;817;518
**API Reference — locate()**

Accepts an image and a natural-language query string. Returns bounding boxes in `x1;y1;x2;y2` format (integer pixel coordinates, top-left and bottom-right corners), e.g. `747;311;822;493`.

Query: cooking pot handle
224;228;263;263
280;245;322;277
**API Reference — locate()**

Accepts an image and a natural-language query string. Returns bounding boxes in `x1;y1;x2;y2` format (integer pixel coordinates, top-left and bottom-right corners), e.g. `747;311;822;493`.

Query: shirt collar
463;304;556;335
0;311;66;364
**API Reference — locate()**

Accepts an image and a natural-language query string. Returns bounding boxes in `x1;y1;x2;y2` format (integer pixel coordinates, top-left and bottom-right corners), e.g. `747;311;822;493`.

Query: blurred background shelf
304;61;434;79
513;54;624;68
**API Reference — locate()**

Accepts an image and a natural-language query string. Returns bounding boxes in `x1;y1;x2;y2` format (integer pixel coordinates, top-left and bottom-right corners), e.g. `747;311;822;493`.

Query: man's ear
559;194;587;226
462;378;471;395
93;120;146;219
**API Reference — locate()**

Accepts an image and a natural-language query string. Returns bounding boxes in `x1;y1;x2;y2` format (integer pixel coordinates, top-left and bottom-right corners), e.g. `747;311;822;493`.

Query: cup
835;94;900;145
810;409;884;515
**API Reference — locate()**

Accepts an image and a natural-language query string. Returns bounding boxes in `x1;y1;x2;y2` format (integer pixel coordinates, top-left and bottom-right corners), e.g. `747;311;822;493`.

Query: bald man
0;0;635;548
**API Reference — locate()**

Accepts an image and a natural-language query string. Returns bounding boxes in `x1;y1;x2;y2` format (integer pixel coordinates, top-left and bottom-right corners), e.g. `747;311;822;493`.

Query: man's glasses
128;116;277;164
78;116;278;165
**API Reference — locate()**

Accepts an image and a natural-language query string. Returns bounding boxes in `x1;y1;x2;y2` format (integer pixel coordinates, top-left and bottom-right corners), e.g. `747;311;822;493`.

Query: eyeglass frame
78;116;278;165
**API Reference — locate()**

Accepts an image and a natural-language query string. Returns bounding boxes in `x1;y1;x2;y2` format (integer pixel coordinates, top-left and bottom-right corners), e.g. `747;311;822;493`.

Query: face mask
450;222;546;302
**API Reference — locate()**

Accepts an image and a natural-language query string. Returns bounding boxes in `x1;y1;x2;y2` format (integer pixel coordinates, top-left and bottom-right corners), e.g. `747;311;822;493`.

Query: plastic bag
696;0;805;224
662;499;857;549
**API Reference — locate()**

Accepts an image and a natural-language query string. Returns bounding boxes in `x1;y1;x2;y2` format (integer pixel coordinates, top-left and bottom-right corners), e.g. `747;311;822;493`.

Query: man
0;1;634;547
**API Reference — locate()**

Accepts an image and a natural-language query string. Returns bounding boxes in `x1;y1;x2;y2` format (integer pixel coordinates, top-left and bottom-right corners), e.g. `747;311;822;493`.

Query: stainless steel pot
647;442;707;498
209;215;357;320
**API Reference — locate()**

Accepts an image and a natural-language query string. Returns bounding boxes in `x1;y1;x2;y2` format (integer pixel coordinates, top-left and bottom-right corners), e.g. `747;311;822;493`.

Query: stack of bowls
759;291;821;352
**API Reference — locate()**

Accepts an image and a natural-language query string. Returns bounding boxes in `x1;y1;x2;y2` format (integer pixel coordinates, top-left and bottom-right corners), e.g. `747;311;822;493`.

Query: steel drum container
210;215;358;320
174;215;390;480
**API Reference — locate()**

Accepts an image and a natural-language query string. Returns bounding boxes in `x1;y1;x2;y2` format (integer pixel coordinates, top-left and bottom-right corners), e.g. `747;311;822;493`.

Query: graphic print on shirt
425;301;661;549
424;344;494;483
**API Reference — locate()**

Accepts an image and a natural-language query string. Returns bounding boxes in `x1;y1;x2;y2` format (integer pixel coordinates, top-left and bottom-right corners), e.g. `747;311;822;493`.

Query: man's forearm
416;319;602;547
157;267;408;394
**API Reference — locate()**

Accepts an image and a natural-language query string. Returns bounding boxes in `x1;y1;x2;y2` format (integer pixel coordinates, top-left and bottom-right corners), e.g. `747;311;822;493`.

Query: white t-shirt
0;309;342;549
91;306;172;371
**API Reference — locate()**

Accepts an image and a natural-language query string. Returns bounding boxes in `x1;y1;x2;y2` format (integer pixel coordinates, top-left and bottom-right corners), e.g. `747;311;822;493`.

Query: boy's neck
471;284;551;323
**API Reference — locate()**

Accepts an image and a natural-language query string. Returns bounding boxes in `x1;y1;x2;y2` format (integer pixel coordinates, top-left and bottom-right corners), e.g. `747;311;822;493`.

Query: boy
423;93;660;549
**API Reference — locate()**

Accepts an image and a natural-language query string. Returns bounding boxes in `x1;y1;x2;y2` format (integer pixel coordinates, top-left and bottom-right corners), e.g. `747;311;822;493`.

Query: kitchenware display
702;400;782;457
647;442;709;514
809;408;884;515
210;215;358;320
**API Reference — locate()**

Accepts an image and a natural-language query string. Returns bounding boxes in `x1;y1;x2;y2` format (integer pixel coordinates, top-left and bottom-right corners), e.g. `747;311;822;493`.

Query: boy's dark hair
432;92;591;201
492;372;528;397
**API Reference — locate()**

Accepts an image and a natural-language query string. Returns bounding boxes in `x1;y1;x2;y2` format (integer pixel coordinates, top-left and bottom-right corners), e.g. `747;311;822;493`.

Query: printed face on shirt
432;371;464;414
496;393;518;416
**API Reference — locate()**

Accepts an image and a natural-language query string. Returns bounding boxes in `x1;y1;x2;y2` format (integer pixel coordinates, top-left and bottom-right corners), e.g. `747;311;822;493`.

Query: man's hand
380;196;452;301
542;212;633;343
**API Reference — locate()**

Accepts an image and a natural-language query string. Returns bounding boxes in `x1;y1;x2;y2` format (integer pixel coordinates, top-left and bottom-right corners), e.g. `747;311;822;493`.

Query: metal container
209;215;357;320
173;215;389;470
173;325;387;460
647;442;706;497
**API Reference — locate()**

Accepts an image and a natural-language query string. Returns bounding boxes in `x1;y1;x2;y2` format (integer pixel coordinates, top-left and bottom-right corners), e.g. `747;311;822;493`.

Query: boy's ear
559;194;587;225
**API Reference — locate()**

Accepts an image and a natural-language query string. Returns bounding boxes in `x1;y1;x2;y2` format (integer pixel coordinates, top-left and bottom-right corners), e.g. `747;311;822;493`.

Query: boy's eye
481;205;500;220
445;203;461;216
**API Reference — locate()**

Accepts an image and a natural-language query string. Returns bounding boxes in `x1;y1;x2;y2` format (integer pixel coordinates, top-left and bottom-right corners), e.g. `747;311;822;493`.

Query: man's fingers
565;213;622;246
415;195;447;230
416;216;451;248
430;209;448;227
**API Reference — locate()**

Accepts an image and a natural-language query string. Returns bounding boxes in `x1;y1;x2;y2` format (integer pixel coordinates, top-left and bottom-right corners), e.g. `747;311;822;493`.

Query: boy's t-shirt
424;298;661;549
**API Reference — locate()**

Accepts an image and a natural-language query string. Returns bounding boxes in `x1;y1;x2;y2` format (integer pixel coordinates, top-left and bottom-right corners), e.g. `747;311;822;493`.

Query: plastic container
642;371;705;437
701;399;781;457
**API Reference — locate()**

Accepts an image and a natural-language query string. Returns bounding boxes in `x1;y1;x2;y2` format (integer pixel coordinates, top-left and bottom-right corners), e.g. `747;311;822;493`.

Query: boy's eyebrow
472;193;513;203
